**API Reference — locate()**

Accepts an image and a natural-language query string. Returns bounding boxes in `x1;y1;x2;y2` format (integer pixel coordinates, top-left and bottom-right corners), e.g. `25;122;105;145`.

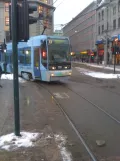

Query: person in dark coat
0;66;2;88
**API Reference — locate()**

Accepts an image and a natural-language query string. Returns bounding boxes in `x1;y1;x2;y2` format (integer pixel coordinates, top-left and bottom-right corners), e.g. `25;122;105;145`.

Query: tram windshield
47;38;70;63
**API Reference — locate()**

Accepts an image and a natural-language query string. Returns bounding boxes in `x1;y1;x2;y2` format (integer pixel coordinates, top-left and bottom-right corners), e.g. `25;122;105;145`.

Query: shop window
5;17;9;26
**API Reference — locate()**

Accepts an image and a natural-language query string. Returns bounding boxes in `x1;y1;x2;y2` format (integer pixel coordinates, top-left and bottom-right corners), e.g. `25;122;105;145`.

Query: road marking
53;92;69;99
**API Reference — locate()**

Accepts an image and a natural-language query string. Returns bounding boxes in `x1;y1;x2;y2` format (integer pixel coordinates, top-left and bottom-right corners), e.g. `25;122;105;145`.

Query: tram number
53;92;69;99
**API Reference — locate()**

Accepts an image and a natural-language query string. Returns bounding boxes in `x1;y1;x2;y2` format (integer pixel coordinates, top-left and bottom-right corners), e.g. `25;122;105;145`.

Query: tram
0;35;72;82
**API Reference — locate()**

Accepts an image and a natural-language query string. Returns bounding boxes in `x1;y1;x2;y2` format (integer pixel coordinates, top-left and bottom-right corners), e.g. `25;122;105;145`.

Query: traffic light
22;0;38;41
9;0;38;42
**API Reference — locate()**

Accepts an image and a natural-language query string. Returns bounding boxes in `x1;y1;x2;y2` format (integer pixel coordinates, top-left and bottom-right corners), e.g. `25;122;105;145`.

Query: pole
114;45;116;74
11;0;20;136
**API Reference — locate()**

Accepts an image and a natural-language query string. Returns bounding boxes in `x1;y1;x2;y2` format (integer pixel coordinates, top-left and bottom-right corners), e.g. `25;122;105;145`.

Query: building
0;0;54;43
54;29;63;36
96;0;120;65
63;1;97;61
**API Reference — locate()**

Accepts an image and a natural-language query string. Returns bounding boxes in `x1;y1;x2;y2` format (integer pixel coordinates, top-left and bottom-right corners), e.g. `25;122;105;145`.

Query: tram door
34;48;41;79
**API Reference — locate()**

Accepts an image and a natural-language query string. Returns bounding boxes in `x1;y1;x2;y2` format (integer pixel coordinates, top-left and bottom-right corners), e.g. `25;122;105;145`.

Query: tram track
36;81;98;161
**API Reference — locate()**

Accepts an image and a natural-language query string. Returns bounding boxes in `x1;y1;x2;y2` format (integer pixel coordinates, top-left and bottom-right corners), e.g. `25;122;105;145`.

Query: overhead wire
52;0;59;5
55;0;67;8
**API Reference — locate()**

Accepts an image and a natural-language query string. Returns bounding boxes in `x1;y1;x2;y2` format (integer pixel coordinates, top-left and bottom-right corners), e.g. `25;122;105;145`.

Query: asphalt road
38;66;120;161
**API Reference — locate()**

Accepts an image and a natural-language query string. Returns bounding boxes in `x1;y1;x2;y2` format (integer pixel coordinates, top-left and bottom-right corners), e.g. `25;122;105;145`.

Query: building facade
0;0;54;43
96;0;120;64
63;1;97;61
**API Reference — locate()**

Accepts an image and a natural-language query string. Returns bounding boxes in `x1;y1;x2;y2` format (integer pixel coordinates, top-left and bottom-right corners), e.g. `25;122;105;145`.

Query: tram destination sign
48;39;69;45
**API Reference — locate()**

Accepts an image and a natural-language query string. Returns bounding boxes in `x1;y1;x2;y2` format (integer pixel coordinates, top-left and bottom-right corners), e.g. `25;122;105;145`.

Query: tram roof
6;35;69;50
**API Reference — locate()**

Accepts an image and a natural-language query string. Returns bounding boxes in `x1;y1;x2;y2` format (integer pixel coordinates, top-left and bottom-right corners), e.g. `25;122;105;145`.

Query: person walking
0;65;2;88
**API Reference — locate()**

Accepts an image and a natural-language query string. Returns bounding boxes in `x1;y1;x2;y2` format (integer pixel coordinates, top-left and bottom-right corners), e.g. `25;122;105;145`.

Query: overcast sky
53;0;94;30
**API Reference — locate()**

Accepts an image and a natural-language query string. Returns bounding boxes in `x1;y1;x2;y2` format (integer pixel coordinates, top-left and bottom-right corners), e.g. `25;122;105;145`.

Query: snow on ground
75;62;120;72
0;132;40;151
76;67;120;79
1;74;26;83
0;132;73;161
55;134;72;161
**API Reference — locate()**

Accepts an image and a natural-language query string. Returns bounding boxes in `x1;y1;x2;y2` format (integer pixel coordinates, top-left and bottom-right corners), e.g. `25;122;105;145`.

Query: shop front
111;36;120;65
80;50;89;62
96;40;104;64
87;50;96;63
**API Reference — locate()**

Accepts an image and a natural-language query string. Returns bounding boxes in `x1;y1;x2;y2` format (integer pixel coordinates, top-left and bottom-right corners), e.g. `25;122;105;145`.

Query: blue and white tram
0;35;72;82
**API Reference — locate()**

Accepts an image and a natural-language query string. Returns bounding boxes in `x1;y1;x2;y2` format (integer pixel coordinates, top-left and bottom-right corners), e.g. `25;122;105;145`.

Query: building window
98;12;100;21
118;18;120;28
5;3;9;12
113;19;116;29
5;17;9;26
107;22;109;30
98;26;100;35
102;10;104;20
118;1;120;12
102;25;104;33
113;6;116;15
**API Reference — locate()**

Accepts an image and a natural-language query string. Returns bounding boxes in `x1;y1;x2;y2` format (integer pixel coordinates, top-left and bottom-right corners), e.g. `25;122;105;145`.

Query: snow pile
76;67;120;79
84;63;120;72
0;132;73;161
55;134;72;161
1;74;26;83
0;132;40;151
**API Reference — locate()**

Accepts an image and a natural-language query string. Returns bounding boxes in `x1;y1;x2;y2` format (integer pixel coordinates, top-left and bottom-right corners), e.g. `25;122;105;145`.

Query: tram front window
48;39;70;64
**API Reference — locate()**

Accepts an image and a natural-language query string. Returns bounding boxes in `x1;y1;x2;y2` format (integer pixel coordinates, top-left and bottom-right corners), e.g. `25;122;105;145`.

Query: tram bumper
49;70;72;81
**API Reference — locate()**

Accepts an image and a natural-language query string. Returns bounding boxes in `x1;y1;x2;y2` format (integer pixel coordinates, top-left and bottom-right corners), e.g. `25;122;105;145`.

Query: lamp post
113;38;118;74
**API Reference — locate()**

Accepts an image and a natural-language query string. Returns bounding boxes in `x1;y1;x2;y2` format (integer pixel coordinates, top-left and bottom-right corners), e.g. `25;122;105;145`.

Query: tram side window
18;49;25;64
0;51;1;61
34;48;39;67
25;48;31;65
7;50;12;63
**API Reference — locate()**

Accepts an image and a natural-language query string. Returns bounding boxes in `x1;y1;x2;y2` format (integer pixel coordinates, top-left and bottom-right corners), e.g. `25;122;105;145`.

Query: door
34;48;41;78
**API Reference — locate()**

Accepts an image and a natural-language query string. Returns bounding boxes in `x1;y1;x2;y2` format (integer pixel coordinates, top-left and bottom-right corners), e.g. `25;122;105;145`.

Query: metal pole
114;46;116;74
11;0;20;136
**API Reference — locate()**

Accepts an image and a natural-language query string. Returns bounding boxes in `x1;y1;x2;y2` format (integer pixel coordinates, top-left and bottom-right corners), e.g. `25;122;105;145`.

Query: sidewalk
0;74;88;161
73;61;120;72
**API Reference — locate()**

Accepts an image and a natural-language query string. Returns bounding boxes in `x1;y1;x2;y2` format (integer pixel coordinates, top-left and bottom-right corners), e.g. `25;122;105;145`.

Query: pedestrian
0;65;2;88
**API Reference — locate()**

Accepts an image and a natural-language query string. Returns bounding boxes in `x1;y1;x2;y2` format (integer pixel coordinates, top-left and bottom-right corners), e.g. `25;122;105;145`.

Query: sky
53;0;94;30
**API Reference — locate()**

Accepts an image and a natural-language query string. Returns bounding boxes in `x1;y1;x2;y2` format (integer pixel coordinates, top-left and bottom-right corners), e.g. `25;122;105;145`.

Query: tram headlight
64;66;67;69
52;66;56;70
51;73;54;76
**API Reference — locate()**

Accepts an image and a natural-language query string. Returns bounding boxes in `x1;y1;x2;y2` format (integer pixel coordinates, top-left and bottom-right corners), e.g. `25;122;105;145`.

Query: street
1;63;120;160
35;63;120;160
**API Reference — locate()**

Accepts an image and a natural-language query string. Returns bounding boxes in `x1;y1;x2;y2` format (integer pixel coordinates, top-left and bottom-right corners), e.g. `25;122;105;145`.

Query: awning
111;35;118;41
80;51;87;54
95;40;104;45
